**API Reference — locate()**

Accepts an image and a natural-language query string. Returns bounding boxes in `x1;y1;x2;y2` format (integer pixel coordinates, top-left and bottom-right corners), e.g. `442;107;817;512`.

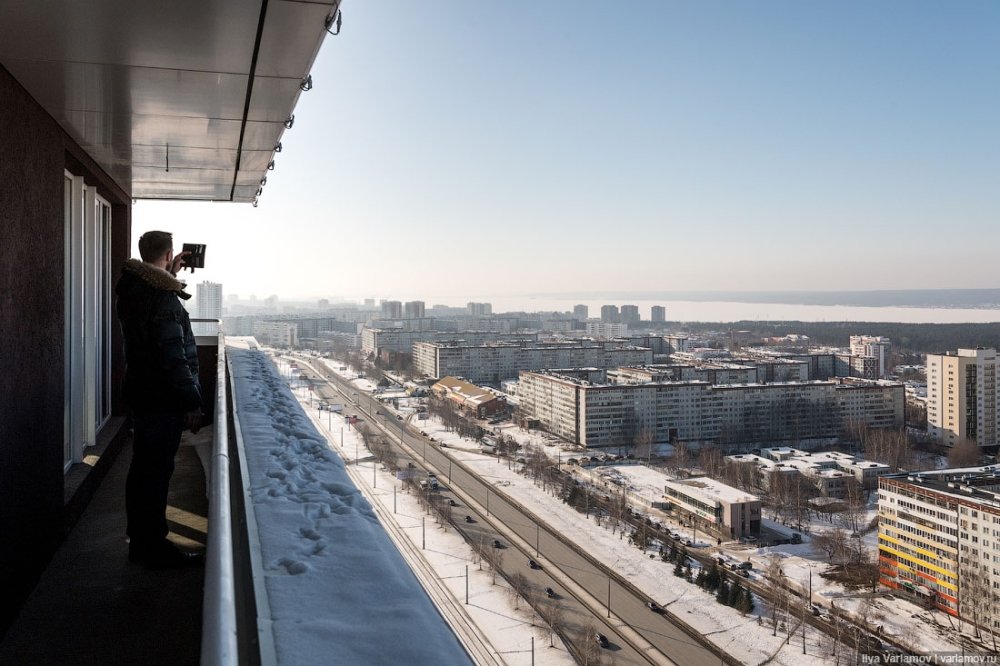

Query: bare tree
633;428;654;462
764;554;788;636
811;531;841;563
578;623;605;666
537;600;566;647
699;446;724;478
609;489;629;535
507;571;530;609
949;438;981;467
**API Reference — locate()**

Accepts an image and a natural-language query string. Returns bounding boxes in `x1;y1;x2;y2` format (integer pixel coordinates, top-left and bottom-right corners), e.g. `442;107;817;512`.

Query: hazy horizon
134;1;1000;299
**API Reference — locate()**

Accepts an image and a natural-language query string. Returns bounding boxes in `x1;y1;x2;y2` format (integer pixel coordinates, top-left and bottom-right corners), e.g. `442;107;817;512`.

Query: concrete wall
0;64;131;633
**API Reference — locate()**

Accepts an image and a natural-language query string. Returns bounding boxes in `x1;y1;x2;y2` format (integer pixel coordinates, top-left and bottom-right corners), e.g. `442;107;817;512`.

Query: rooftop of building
667;476;760;505
885;467;1000;509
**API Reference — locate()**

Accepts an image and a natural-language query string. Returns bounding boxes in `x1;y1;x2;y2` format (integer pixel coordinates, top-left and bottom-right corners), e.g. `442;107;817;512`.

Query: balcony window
63;171;113;471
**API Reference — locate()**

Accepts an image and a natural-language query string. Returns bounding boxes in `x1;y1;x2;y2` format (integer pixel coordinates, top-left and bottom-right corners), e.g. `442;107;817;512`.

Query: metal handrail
201;330;238;664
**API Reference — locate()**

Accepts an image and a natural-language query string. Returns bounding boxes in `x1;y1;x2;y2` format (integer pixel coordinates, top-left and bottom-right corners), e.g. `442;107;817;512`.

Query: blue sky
134;0;1000;303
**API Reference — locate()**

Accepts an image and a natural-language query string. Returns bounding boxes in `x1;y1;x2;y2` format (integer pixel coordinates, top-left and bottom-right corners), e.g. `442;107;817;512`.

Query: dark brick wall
0;64;131;635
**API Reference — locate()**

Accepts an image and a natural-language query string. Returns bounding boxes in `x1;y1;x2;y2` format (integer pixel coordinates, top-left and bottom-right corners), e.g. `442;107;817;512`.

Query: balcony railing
200;325;239;665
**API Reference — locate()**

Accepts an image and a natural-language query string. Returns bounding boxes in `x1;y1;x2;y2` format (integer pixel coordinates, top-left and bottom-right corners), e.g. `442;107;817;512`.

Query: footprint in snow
274;558;309;575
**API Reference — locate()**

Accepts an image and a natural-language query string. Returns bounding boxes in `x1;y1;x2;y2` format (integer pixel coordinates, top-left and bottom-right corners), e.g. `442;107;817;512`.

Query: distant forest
673;321;1000;357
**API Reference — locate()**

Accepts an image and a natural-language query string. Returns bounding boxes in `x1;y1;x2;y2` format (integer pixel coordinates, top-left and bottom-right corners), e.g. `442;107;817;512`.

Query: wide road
297;359;729;666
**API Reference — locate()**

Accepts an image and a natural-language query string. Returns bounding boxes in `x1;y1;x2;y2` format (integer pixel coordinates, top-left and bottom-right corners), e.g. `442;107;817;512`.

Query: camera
181;243;206;270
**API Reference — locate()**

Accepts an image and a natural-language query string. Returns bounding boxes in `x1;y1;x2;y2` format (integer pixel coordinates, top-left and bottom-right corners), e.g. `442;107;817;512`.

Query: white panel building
927;348;1000;448
518;371;905;448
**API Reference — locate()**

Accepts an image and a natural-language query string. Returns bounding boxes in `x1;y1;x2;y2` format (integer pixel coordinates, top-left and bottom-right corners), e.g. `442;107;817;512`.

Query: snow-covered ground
416;415;1000;661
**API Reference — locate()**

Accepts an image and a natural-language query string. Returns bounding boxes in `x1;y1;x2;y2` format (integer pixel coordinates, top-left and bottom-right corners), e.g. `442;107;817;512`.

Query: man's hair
138;231;173;262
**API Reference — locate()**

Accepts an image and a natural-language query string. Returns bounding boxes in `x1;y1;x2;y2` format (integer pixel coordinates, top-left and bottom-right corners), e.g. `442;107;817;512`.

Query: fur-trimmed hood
120;258;191;299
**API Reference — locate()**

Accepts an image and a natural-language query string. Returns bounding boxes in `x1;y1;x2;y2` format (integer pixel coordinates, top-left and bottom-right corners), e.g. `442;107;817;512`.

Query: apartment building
414;342;653;384
851;335;892;378
573;304;589;319
600;305;620;323
362;328;539;356
586;322;628;339
620;305;640;326
252;320;298;348
878;468;1000;636
194;281;223;336
651;305;666;323
518;371;904;448
466;302;492;316
404;300;426;319
927;348;1000;449
380;300;403;318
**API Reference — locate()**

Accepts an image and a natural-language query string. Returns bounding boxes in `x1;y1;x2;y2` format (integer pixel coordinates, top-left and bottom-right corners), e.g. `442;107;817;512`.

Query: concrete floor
0;437;209;665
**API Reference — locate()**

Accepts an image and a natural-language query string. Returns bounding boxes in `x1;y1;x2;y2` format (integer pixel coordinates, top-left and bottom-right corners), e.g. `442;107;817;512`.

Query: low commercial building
663;477;761;539
731;449;892;496
431;376;506;418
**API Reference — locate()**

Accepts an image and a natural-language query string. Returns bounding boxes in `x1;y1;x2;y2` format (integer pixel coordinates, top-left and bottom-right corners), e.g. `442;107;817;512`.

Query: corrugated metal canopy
0;0;339;202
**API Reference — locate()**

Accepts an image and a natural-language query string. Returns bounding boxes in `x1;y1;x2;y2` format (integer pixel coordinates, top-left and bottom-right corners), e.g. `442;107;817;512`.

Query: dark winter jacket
116;258;201;413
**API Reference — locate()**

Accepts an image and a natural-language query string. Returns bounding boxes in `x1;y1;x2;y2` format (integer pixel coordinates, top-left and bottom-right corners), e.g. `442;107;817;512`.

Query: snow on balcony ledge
226;341;471;664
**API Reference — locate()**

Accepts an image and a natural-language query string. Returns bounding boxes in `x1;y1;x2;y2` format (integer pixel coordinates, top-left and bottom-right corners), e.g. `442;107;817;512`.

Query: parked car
492;539;503;549
448;499;458;507
545;587;556;598
738;561;753;571
465;515;474;523
593;633;609;648
528;559;541;570
646;601;662;613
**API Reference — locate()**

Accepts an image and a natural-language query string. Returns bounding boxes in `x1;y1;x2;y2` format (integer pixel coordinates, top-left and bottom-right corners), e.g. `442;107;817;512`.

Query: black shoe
129;541;204;569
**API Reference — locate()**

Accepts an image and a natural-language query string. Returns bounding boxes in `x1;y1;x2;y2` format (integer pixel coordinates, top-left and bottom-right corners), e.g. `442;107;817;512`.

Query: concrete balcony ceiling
0;0;339;202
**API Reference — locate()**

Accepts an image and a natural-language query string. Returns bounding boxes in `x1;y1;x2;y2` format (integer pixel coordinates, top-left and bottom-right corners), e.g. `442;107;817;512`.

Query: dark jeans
126;411;186;549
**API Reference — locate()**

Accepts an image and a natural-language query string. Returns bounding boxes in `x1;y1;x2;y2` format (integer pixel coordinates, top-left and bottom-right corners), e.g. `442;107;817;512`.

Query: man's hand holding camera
168;251;191;277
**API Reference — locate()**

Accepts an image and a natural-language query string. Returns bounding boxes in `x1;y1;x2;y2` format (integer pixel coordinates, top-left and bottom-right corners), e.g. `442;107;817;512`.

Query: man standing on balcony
116;230;204;568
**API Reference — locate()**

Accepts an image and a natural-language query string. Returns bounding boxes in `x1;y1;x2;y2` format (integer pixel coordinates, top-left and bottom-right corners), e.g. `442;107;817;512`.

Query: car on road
396;414;403;420
528;559;541;570
448;499;458;507
593;633;609;648
492;539;503;549
465;515;474;523
646;601;662;613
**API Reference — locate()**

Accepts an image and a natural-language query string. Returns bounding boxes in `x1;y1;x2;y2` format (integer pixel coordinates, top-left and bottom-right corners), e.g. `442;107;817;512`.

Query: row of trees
424;395;485;442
